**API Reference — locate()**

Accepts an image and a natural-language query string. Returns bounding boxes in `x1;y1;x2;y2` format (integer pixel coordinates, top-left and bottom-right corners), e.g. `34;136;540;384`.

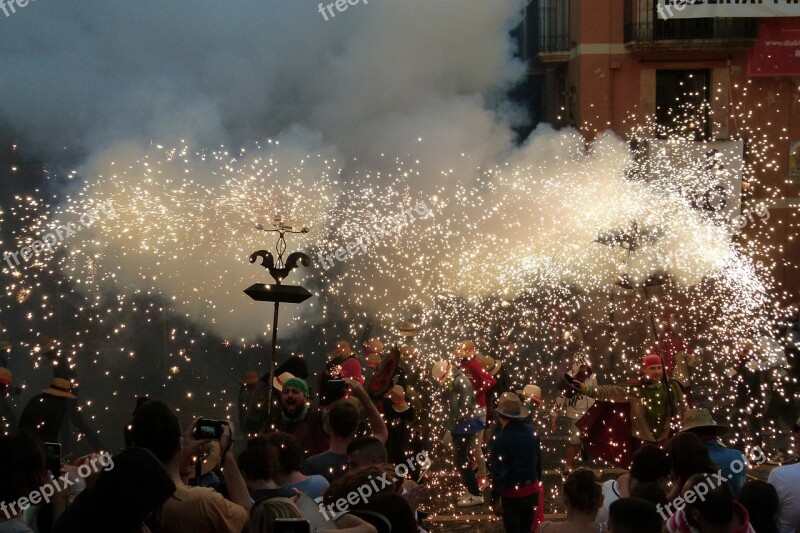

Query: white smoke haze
0;0;772;343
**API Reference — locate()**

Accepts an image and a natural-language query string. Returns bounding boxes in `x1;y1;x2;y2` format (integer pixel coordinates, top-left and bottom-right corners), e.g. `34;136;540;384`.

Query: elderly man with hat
489;392;542;533
432;359;485;507
269;375;330;457
680;408;747;496
572;353;685;461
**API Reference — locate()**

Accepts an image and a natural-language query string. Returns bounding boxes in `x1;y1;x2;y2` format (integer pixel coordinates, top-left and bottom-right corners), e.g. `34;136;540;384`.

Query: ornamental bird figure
249;250;310;284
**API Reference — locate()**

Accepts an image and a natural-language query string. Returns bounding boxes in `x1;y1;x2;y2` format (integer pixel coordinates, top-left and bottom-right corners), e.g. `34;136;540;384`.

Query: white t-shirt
768;462;800;533
595;478;621;524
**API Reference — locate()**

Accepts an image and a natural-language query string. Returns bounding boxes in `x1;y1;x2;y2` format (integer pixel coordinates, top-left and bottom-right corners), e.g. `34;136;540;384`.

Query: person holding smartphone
129;400;251;533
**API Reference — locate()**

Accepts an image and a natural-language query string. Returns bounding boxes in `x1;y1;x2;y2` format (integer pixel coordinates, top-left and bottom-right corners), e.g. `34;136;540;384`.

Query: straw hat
272;372;296;392
516;384;543;406
456;340;477;355
479;355;502;376
431;360;451;382
495;392;530;419
385;384;410;413
364;339;384;368
363;339;384;356
0;368;11;386
397;321;417;337
240;370;259;386
42;377;76;399
680;408;730;436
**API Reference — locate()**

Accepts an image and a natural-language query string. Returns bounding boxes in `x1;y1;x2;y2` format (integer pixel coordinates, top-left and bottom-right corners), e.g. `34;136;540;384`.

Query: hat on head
495;392;530;419
283;376;309;396
43;377;76;399
456;340;476;354
479;355;502;376
340;357;365;385
397;321;417;337
385;384;410;412
680;408;730;436
365;352;382;368
240;370;259;386
0;368;11;386
432;360;451;382
642;354;662;369
516;384;543;406
273;372;296;391
363;339;384;356
332;340;352;358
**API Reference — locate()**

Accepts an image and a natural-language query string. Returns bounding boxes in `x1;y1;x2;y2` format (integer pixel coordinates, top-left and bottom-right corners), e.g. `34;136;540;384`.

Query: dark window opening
655;69;711;140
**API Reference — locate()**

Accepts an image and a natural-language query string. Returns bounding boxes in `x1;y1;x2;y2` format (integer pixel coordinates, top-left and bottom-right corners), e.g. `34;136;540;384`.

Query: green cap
283;377;309;396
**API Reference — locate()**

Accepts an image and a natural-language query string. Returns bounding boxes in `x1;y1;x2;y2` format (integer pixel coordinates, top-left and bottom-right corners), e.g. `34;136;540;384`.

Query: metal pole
266;301;280;420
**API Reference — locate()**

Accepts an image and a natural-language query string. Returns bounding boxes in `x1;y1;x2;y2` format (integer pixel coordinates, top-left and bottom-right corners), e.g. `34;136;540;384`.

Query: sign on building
658;0;800;19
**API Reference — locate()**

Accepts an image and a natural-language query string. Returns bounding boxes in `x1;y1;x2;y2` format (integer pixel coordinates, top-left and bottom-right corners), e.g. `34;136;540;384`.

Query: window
655;70;711;140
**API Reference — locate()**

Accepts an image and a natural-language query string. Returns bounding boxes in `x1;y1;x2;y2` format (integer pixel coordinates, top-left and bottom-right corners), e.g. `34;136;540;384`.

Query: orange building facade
530;0;800;299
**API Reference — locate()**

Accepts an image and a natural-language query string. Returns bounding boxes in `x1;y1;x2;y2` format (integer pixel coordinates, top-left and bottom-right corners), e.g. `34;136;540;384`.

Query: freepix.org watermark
1;451;114;519
317;199;432;271
317;0;367;22
317;451;431;521
3;200;116;269
656;446;767;521
0;0;35;18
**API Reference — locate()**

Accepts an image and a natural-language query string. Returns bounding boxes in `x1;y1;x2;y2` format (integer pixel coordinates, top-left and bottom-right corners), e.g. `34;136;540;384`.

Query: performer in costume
572;354;685;468
551;357;596;474
456;340;496;488
433;359;485;507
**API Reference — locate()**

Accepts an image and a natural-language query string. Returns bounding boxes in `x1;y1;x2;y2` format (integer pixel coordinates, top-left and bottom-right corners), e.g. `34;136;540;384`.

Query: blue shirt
489;421;541;500
705;439;746;496
283;475;330;501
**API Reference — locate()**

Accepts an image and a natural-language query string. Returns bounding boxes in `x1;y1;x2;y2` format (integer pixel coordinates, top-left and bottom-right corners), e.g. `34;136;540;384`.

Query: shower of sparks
0;98;796;495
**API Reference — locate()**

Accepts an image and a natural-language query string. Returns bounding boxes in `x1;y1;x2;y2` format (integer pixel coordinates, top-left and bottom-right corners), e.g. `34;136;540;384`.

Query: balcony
624;0;757;52
537;0;570;63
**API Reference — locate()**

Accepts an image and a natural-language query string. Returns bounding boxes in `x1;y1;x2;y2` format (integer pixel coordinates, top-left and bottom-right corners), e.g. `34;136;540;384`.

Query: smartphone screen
326;379;347;401
44;442;61;475
273;518;311;533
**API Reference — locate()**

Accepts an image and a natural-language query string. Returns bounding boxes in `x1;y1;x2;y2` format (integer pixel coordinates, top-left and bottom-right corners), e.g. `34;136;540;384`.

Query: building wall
539;0;800;298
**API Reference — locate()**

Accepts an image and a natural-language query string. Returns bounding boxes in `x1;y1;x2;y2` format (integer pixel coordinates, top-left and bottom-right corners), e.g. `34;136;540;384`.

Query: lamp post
245;216;312;419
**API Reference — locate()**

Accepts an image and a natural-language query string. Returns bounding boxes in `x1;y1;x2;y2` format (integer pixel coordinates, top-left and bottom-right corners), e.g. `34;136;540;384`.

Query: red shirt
460;357;496;409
